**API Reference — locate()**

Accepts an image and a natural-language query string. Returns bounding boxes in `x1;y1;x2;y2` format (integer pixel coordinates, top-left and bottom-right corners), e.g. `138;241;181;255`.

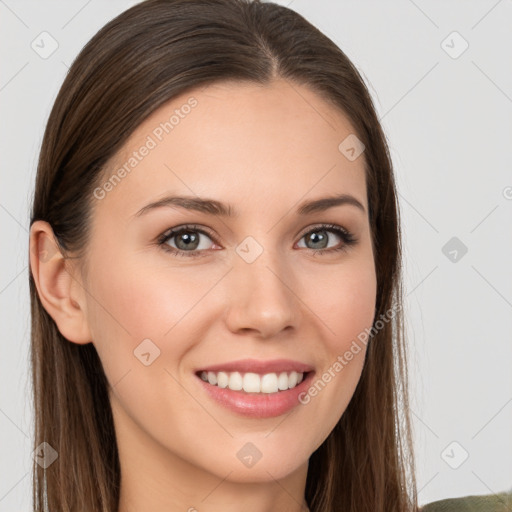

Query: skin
30;79;377;512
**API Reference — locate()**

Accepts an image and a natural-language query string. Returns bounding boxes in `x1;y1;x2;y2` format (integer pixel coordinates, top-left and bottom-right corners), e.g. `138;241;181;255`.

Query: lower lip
195;372;315;419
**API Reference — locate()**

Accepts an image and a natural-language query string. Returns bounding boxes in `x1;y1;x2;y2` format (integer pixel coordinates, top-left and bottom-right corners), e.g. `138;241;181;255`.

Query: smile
194;360;315;418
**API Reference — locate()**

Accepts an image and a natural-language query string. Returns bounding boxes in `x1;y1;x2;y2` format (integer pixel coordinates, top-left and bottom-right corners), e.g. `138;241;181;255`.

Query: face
76;79;376;485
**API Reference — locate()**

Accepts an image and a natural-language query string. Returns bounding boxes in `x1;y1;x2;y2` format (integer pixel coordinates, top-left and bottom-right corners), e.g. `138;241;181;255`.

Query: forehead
97;79;367;218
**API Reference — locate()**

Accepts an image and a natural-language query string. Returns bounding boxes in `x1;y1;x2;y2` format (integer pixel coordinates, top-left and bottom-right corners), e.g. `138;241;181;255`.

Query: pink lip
195;358;314;375
194;368;316;419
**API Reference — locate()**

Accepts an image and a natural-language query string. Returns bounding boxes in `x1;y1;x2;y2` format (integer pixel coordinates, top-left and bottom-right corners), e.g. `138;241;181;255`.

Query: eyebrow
134;193;366;218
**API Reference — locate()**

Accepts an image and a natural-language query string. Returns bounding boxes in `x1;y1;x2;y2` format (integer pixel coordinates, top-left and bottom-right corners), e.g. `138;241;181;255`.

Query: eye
157;224;217;258
157;223;358;258
296;223;357;255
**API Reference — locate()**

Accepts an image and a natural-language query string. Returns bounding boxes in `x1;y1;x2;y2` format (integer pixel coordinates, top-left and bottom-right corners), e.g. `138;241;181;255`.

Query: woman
28;0;505;510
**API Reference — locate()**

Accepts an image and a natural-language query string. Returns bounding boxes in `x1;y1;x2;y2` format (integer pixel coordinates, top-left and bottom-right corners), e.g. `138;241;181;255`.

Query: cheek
325;262;377;387
302;257;377;353
87;252;215;341
83;252;198;385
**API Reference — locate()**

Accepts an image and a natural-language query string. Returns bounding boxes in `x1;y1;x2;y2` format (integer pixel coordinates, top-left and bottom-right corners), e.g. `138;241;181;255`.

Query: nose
223;249;301;339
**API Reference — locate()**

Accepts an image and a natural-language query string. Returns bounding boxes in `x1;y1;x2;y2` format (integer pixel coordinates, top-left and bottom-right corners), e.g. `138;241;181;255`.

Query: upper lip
196;358;314;375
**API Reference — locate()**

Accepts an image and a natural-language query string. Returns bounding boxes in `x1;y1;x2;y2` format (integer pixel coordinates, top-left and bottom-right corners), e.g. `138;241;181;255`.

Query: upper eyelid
160;224;217;241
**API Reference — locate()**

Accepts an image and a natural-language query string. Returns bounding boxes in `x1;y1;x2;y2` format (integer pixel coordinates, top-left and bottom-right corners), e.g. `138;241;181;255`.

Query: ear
29;220;92;344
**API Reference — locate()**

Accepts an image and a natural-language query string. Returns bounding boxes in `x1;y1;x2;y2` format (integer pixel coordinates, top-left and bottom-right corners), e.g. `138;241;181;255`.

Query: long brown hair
29;0;417;510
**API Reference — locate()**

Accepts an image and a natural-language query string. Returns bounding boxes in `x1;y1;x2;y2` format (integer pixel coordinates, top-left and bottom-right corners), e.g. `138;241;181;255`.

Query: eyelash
156;223;358;259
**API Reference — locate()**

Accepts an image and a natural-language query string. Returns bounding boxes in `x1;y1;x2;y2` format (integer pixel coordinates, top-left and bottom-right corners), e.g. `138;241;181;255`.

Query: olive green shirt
422;491;512;511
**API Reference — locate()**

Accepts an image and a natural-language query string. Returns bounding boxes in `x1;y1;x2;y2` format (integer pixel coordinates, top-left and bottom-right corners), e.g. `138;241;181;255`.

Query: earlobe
29;220;92;345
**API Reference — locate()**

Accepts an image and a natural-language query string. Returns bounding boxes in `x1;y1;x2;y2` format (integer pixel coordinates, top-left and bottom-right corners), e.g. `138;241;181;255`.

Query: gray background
1;0;511;509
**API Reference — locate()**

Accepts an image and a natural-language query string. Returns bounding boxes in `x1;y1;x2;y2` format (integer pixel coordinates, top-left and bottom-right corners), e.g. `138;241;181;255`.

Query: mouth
194;358;314;394
195;369;311;394
193;359;315;419
194;369;315;418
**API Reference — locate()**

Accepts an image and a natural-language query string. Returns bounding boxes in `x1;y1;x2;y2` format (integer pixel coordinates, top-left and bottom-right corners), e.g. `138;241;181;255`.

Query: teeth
217;371;229;388
277;372;289;390
229;371;243;391
199;370;305;393
243;372;261;393
261;373;278;393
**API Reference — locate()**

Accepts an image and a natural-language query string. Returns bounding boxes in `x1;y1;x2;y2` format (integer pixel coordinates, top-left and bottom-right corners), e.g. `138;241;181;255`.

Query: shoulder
421;490;512;512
